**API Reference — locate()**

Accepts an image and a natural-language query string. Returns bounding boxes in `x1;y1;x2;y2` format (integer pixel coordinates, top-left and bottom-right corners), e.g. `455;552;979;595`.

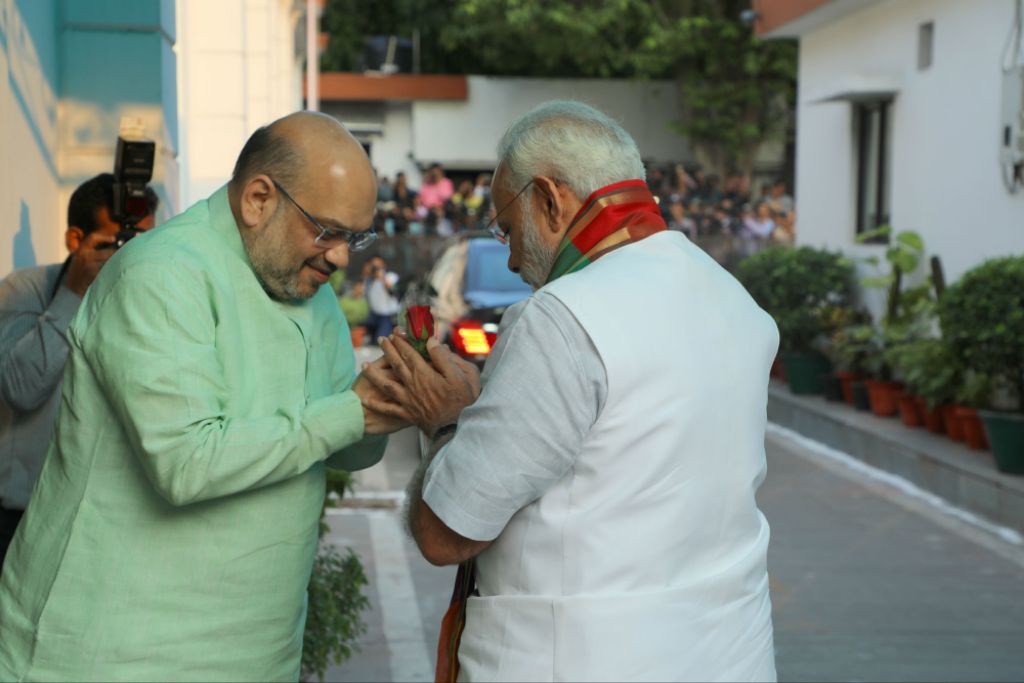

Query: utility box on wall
1000;66;1024;192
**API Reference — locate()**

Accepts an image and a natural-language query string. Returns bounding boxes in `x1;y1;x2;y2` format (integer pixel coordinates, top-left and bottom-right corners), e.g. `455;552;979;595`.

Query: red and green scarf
545;178;667;285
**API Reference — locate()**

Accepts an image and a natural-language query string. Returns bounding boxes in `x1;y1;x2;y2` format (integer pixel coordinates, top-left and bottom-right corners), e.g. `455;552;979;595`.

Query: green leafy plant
853;226;938;380
939;256;1024;412
302;469;371;682
902;337;963;409
831;320;882;377
736;246;856;353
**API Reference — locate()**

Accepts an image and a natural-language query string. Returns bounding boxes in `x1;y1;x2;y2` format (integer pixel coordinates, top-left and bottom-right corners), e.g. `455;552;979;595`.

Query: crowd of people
374;163;494;236
373;160;796;247
647;164;796;245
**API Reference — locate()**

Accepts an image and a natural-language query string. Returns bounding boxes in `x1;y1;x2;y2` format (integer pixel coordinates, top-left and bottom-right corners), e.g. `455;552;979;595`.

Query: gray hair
496;100;645;199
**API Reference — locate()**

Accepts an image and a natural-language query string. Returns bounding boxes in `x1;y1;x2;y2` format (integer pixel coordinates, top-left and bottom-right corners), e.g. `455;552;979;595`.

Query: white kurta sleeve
421;292;607;541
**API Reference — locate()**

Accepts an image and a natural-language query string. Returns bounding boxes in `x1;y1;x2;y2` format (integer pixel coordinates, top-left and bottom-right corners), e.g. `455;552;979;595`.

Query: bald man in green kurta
0;113;413;681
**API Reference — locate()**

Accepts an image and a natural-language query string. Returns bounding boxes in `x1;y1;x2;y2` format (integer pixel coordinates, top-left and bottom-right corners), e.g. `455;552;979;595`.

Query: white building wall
412;76;693;170
373;103;421;187
176;0;302;208
796;0;1024;284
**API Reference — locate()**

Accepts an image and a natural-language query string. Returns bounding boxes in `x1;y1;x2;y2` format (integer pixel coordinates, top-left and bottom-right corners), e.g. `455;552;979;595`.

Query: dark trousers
0;506;24;572
365;312;395;340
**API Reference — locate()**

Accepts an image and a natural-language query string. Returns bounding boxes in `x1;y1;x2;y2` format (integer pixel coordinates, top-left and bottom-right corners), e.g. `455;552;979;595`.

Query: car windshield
465;243;532;293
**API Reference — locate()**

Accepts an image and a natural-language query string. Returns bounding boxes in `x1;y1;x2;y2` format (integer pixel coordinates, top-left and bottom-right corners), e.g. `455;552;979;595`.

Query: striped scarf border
547;179;666;284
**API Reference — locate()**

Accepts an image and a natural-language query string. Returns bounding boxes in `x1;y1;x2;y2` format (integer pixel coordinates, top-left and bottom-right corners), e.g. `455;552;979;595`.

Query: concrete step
768;382;1024;533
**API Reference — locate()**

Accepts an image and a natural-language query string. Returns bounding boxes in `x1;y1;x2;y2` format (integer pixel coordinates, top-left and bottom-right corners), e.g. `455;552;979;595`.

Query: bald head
228;111;379;302
230;111;374;198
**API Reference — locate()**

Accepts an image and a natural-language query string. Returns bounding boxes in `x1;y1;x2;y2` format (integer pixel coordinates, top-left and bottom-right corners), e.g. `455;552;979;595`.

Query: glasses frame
486;179;534;245
271;178;377;252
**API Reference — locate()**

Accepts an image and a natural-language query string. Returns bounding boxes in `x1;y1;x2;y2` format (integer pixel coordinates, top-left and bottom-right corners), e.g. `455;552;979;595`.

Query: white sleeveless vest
458;232;779;682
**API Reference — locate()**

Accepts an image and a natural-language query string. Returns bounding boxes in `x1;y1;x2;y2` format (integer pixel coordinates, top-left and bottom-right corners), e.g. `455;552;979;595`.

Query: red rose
404;305;434;358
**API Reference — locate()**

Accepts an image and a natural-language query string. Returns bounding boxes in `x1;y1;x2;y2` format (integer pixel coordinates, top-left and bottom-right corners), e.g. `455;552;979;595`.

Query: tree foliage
319;0;797;171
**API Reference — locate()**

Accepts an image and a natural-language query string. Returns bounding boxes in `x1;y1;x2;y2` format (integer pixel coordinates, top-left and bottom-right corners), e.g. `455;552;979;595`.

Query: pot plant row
737;241;1024;475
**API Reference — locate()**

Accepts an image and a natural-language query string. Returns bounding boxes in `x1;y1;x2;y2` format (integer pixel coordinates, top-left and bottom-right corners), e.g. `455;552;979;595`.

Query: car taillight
451;319;497;356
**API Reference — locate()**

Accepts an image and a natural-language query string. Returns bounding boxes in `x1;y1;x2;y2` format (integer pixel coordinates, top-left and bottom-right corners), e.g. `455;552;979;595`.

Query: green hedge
736;246;856;353
939;256;1024;411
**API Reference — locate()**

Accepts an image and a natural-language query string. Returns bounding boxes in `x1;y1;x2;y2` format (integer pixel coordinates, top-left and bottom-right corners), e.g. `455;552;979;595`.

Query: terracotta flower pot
939;404;965;441
835;371;860;405
954;406;989;451
914;397;945;434
350;326;366;349
865;380;903;417
897;394;923;428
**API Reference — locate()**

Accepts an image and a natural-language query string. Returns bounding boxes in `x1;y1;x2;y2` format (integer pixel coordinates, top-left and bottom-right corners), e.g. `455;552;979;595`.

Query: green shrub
892;337;959;408
302;469;371;682
939;256;1024;412
302;546;370;682
736;246;856;353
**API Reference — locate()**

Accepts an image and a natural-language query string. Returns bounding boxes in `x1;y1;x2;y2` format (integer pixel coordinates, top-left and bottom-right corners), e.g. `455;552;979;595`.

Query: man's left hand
364;335;481;436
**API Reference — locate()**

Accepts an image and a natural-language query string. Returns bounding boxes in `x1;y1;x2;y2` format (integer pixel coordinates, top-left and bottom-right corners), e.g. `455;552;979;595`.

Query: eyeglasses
271;179;377;251
486;180;534;245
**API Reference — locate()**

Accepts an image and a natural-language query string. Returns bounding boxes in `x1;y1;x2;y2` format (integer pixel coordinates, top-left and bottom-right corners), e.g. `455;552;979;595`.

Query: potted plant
736;246;856;395
303;469;371;681
824;307;872;404
854;226;936;416
940;256;1024;472
881;298;942;427
886;337;926;427
952;371;992;451
830;319;878;407
908;338;962;435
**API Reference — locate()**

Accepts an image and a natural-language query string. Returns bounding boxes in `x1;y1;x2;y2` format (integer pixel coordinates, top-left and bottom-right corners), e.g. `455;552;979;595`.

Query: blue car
422;236;532;365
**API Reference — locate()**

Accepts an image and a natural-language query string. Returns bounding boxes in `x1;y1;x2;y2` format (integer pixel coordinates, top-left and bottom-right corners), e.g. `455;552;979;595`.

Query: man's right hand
352;355;414;435
367;335;482;437
64;232;117;297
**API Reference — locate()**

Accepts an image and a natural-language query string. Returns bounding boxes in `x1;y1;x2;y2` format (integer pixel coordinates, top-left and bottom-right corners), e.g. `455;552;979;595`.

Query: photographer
0;173;156;567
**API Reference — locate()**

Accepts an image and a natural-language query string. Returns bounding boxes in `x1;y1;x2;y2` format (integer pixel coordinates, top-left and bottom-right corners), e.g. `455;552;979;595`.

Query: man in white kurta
369;101;780;681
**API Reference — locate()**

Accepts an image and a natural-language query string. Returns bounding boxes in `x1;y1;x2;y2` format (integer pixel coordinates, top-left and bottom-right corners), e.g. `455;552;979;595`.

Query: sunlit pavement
324;371;1024;682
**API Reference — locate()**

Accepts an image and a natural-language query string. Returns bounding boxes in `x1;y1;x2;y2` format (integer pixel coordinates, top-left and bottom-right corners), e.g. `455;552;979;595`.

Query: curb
768;383;1024;533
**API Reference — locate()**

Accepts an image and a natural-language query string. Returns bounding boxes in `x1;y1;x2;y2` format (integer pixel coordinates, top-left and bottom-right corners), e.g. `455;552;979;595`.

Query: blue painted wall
60;0;178;156
1;0;177;273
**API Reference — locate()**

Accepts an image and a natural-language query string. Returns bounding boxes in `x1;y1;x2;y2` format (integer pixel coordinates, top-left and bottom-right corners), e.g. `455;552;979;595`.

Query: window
855;99;893;241
918;22;934;71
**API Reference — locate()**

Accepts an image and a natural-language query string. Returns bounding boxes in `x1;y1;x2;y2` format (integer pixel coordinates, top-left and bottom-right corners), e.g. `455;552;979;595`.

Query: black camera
100;135;155;250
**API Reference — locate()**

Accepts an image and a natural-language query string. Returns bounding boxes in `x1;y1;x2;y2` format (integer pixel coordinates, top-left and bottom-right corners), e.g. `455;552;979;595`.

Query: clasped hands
352;333;481;437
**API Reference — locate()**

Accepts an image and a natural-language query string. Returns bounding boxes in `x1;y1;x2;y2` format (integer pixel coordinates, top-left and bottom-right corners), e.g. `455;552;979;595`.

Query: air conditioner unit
1000;66;1024;168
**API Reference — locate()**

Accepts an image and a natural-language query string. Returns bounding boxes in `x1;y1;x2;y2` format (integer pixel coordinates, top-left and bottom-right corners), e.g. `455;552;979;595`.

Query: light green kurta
0;187;385;682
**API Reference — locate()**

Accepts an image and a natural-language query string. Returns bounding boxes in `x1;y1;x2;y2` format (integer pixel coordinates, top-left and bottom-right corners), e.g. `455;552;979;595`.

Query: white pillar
305;0;319;111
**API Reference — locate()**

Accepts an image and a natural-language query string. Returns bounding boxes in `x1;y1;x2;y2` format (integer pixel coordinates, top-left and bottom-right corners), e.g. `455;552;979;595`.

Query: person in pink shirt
419;162;454;210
